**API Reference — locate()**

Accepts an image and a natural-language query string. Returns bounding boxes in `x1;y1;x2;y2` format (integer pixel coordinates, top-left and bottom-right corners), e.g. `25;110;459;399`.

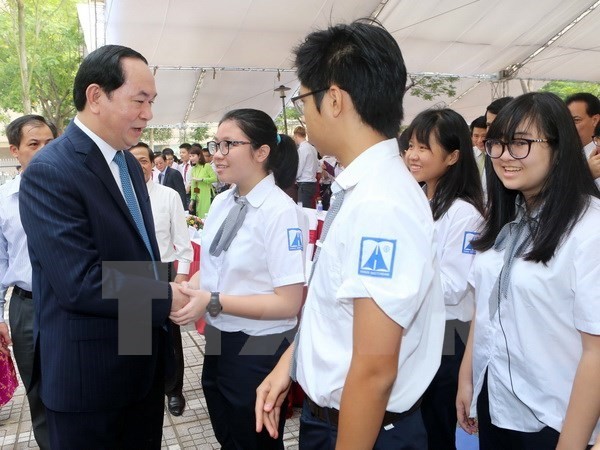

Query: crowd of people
0;17;599;450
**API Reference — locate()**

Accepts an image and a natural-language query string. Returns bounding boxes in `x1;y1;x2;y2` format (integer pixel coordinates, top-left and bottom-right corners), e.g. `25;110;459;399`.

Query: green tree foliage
189;125;209;143
406;75;459;101
275;106;302;134
539;81;600;100
141;127;173;144
0;0;82;132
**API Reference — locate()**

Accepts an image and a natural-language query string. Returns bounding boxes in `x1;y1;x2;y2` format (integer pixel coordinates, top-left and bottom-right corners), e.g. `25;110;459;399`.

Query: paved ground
0;292;479;450
0;297;300;449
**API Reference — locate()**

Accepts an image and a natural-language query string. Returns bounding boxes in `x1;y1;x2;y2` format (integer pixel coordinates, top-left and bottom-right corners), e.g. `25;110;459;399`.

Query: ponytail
269;133;298;190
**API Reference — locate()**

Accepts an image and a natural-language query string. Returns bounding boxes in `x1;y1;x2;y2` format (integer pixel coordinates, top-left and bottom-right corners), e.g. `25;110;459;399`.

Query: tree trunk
16;0;32;113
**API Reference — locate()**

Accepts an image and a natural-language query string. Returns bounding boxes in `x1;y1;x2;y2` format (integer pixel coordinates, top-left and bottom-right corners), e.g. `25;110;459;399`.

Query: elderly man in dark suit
19;45;189;449
155;153;187;209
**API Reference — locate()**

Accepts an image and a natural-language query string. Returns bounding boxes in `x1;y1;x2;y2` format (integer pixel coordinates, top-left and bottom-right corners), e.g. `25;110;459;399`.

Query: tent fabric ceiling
100;0;600;127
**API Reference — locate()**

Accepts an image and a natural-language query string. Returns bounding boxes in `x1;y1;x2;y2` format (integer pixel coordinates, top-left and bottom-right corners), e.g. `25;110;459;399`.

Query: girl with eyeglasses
404;108;484;450
457;92;600;449
170;108;306;450
189;146;217;217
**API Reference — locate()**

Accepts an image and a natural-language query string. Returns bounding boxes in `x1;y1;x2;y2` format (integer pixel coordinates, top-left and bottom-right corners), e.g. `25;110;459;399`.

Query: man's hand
255;346;293;439
170;282;190;313
0;323;12;356
173;274;189;285
169;285;209;325
588;149;600;179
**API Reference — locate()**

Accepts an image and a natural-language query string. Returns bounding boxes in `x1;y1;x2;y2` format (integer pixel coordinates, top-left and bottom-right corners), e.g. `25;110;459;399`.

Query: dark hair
397;128;410;156
162;147;174;156
565;92;600;116
294;19;406;138
486;97;513;116
179;143;191;150
6;114;58;146
190;146;206;165
470;116;487;133
73;45;148;111
405;109;484;221
154;154;165;163
129;141;153;162
473;92;599;263
219;108;298;189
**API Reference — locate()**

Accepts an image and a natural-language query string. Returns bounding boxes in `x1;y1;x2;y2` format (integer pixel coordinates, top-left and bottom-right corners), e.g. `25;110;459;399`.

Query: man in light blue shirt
0;115;56;450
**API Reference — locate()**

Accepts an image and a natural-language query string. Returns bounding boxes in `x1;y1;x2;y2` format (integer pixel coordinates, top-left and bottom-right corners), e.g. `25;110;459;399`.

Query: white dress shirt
147;180;193;274
200;173;307;336
583;141;600;188
178;162;192;190
296;138;445;413
296;140;319;183
434;199;482;321
473;146;487;197
0;175;32;322
469;197;600;443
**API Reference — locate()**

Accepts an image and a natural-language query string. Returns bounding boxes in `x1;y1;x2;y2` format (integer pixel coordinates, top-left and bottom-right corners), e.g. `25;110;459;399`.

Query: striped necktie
113;151;155;261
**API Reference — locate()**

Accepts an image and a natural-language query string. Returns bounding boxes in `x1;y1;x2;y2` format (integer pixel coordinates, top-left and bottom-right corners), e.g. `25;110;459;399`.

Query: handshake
168;279;210;326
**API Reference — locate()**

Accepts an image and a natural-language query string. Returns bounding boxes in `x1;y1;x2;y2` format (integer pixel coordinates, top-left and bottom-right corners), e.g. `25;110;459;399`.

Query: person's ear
86;84;104;114
327;85;344;118
254;144;271;163
446;149;460;166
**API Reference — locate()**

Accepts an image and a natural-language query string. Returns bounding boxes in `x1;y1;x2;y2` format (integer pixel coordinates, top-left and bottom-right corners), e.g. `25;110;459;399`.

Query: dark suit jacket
19;121;172;413
162;166;187;209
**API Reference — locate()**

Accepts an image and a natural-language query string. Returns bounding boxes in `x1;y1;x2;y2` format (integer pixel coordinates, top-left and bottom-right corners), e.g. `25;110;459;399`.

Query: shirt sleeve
439;204;482;307
336;197;438;328
169;193;194;275
573;229;600;335
263;202;307;288
0;212;8;323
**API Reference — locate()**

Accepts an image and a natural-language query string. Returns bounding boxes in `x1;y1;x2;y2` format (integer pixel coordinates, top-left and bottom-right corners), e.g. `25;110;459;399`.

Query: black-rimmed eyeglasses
291;88;329;115
483;138;550;160
593;135;600;147
206;140;252;156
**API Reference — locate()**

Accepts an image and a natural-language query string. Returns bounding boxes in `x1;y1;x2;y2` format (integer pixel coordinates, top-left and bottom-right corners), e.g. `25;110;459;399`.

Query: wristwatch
207;292;222;317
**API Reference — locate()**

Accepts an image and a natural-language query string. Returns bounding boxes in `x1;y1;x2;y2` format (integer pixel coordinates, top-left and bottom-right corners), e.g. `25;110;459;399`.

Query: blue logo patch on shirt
287;228;303;251
358;237;396;278
462;231;479;255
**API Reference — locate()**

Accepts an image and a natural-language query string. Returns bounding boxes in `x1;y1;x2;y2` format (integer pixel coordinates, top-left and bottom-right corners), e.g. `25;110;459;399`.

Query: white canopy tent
83;0;600;127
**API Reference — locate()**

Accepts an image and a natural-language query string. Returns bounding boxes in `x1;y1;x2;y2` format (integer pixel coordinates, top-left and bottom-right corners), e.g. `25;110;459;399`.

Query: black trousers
477;372;593;450
45;336;166;450
421;320;468;450
201;324;294;450
297;182;317;208
165;323;184;396
299;398;427;450
9;291;50;450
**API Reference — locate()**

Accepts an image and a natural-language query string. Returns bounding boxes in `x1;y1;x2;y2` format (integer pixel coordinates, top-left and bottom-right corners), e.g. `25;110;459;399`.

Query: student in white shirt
255;21;445;450
457;92;600;450
128;142;194;417
170;108;307;450
404;108;484;450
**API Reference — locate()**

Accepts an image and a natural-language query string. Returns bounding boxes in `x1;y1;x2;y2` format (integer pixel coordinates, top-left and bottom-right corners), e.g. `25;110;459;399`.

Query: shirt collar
332;138;399;194
74;116;118;166
236;173;276;208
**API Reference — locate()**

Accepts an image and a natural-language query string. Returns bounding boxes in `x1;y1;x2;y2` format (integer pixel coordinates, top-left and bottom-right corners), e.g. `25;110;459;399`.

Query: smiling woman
458;92;600;450
403;108;484;449
169;108;307;450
